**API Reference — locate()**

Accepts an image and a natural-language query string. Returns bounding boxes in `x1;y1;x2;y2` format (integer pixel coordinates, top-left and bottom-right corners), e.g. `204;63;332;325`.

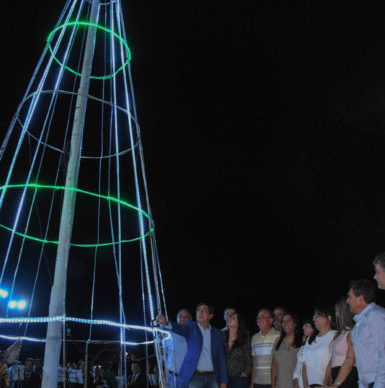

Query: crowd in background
0;351;159;388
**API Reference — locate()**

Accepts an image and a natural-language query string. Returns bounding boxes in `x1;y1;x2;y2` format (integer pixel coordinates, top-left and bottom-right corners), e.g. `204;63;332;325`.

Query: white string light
0;315;170;345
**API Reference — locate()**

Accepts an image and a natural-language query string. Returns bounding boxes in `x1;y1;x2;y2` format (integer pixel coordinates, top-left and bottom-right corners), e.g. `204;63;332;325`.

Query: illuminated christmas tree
0;1;168;387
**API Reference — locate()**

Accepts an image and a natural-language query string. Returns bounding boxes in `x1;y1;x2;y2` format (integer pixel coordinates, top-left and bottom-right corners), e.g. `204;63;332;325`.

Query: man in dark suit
157;303;228;388
128;363;146;388
21;359;40;388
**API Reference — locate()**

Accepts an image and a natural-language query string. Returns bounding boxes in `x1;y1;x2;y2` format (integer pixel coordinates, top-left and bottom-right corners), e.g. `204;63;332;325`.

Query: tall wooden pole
41;2;100;388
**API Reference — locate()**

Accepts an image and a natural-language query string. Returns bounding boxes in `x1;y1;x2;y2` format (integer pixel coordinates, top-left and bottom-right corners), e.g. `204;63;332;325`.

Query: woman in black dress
222;310;252;388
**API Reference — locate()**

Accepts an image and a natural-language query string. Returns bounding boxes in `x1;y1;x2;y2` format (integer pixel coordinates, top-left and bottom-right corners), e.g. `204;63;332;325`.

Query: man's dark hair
349;279;376;304
373;252;385;271
196;302;214;315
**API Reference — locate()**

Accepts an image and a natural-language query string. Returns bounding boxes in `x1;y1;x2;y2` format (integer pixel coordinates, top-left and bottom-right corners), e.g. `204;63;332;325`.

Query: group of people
0;357;43;388
156;253;385;388
0;353;159;388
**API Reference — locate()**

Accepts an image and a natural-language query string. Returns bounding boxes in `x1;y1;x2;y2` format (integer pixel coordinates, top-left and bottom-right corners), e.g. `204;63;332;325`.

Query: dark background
1;0;385;334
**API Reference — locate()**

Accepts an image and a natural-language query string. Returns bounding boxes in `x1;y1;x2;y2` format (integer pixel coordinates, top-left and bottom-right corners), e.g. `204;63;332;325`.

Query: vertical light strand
115;5;167;385
125;45;168;321
87;8;106;353
109;3;125;379
115;4;167;387
115;0;155;322
106;47;122;314
119;1;168;321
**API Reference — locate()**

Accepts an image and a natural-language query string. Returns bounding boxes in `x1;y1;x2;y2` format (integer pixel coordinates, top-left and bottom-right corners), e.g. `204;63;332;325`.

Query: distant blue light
0;289;8;298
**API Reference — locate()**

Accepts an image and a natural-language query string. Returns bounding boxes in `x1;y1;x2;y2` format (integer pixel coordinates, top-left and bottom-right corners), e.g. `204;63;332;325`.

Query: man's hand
220;383;227;388
155;315;168;326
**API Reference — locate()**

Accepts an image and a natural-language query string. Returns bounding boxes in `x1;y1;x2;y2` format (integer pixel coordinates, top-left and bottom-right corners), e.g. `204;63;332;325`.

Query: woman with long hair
302;307;337;388
271;312;303;388
324;297;358;388
293;320;316;388
222;310;252;388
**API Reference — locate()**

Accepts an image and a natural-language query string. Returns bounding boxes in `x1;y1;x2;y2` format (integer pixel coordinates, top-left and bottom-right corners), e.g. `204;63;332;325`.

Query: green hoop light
0;184;152;248
47;21;132;80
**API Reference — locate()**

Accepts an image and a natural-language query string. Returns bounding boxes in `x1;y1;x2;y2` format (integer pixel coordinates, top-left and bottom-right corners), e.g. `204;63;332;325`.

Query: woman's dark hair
313;306;333;319
307;306;334;344
313;306;335;329
275;312;302;350
223;310;250;347
303;317;317;345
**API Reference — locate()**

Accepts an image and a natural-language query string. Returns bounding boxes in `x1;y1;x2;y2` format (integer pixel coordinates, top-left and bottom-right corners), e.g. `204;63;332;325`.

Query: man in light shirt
250;309;280;388
346;279;385;388
156;303;227;388
373;253;385;290
165;308;192;388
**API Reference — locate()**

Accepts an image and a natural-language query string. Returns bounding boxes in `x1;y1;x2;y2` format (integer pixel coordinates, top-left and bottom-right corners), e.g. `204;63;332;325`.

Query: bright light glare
17;301;27;310
8;301;17;309
0;289;8;298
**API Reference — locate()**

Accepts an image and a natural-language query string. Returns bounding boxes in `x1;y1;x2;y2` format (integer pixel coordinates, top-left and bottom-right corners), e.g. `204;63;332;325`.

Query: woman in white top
324;297;358;388
302;307;336;388
293;320;315;388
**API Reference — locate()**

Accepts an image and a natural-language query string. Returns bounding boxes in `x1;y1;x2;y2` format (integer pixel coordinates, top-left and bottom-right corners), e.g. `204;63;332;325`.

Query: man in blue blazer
157;303;228;388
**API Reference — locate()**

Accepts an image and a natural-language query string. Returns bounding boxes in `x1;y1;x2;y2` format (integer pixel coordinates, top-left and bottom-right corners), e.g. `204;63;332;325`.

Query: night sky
1;0;385;334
